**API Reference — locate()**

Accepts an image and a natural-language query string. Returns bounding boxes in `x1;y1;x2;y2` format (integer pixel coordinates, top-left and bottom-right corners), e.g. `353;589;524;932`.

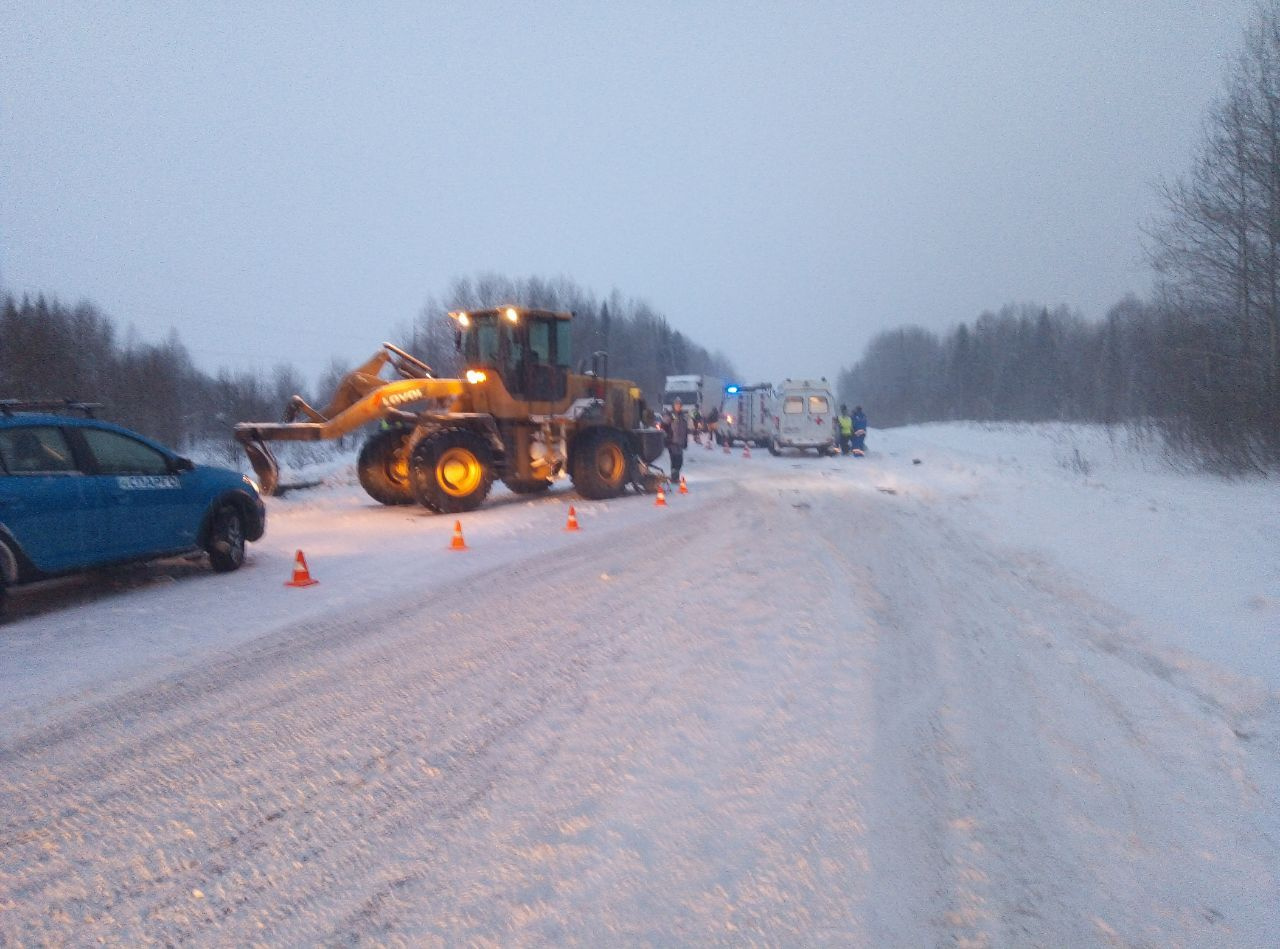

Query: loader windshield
459;309;571;400
462;313;511;371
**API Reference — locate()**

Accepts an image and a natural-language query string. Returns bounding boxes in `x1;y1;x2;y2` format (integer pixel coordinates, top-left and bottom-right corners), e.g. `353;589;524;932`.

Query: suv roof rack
0;399;104;418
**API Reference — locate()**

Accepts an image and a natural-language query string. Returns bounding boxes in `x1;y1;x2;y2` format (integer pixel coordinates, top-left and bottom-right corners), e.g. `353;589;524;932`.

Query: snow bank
869;422;1279;697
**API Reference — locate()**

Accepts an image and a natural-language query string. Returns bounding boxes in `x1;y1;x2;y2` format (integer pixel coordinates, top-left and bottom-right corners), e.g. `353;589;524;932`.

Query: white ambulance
767;379;838;456
719;383;775;447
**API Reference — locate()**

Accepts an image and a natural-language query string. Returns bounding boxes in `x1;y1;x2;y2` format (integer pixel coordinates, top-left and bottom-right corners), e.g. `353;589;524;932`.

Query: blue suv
0;401;266;612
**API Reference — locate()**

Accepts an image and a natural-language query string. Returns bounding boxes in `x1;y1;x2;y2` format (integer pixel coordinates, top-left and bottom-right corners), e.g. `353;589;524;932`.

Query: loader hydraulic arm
233;346;464;495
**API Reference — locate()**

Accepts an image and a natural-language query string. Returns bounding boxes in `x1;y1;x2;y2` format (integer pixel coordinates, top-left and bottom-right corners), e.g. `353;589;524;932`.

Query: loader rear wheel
358;429;414;505
573;429;629;500
409;428;494;514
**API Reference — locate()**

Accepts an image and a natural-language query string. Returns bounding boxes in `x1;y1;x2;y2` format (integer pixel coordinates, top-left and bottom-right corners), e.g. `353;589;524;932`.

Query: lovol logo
383;388;425;407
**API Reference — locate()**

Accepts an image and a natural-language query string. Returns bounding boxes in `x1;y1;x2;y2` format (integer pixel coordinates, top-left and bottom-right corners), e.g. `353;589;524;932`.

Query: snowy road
2;430;1277;944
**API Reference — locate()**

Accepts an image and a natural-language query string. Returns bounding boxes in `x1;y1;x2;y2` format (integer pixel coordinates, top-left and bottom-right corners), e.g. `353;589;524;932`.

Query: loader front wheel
573;429;630;499
410;428;494;514
358;429;415;505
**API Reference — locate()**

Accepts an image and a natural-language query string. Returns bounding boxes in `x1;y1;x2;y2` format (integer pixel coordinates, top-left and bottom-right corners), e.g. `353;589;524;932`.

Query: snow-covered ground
1;423;1276;944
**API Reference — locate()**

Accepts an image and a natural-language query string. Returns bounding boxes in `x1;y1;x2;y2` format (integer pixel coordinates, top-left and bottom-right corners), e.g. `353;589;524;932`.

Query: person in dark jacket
704;405;720;445
851;406;868;454
662;398;690;482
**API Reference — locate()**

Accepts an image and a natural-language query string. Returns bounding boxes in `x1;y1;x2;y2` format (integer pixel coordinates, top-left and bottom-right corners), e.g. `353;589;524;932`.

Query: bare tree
1147;1;1280;466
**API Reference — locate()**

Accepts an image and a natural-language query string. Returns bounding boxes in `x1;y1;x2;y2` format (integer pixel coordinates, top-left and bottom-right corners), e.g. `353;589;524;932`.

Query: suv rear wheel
0;539;14;615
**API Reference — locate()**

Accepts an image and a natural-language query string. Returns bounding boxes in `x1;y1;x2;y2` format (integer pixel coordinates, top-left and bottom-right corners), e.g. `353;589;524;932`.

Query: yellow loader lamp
504;307;519;323
465;370;488;384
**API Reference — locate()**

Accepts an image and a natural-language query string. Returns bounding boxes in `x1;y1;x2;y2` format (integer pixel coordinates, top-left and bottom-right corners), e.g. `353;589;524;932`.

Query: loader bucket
241;437;281;497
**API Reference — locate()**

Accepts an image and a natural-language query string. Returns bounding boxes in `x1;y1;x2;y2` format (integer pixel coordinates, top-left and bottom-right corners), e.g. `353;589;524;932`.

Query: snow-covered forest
0;276;734;451
9;8;1280;474
839;5;1280;471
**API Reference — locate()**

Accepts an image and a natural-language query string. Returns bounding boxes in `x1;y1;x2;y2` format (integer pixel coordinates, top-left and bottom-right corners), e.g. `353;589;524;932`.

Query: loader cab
452;307;571;402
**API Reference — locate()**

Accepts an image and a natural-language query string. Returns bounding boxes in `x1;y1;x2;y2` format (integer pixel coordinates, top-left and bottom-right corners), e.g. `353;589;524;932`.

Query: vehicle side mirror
170;456;195;473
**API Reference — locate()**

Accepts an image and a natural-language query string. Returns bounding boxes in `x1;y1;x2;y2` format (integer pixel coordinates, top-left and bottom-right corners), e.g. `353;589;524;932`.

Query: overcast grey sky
0;1;1253;387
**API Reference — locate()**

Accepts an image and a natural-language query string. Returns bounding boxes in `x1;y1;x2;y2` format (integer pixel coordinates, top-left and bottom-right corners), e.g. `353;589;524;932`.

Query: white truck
661;374;724;421
719;383;775;447
767;378;838;456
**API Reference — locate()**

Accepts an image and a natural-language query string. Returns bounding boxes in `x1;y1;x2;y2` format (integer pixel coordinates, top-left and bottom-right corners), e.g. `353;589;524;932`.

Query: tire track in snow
5;493;829;943
787;473;1276;946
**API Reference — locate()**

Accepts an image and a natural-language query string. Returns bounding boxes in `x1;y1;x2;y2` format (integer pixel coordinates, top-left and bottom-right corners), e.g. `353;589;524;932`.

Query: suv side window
0;426;77;474
80;428;171;475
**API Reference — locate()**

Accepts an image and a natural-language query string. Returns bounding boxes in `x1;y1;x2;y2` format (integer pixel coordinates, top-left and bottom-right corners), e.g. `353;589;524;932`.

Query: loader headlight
465;370;488;384
504;307;519;323
243;474;261;495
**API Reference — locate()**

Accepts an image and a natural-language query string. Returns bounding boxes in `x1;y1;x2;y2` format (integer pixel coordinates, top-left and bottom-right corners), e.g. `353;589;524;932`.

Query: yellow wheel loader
234;308;666;512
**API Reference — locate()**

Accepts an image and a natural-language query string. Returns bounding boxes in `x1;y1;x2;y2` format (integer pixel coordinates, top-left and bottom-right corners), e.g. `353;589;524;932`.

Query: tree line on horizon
0;276;734;452
838;3;1280;472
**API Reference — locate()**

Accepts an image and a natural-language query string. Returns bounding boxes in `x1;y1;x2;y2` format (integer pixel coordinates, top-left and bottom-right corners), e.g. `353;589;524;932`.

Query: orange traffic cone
565;506;581;532
655;487;667;507
285;549;318;587
743;443;752;458
450;520;468;550
679;476;689;495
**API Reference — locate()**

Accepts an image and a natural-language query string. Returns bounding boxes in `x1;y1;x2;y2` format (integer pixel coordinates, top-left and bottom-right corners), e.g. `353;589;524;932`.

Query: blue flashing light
725;385;739;394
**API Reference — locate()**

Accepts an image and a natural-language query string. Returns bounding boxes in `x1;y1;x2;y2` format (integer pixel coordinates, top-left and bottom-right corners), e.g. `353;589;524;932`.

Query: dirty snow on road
1;425;1276;944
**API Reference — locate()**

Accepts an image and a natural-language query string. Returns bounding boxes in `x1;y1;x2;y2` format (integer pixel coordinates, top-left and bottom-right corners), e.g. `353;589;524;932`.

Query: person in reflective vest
837;405;854;455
